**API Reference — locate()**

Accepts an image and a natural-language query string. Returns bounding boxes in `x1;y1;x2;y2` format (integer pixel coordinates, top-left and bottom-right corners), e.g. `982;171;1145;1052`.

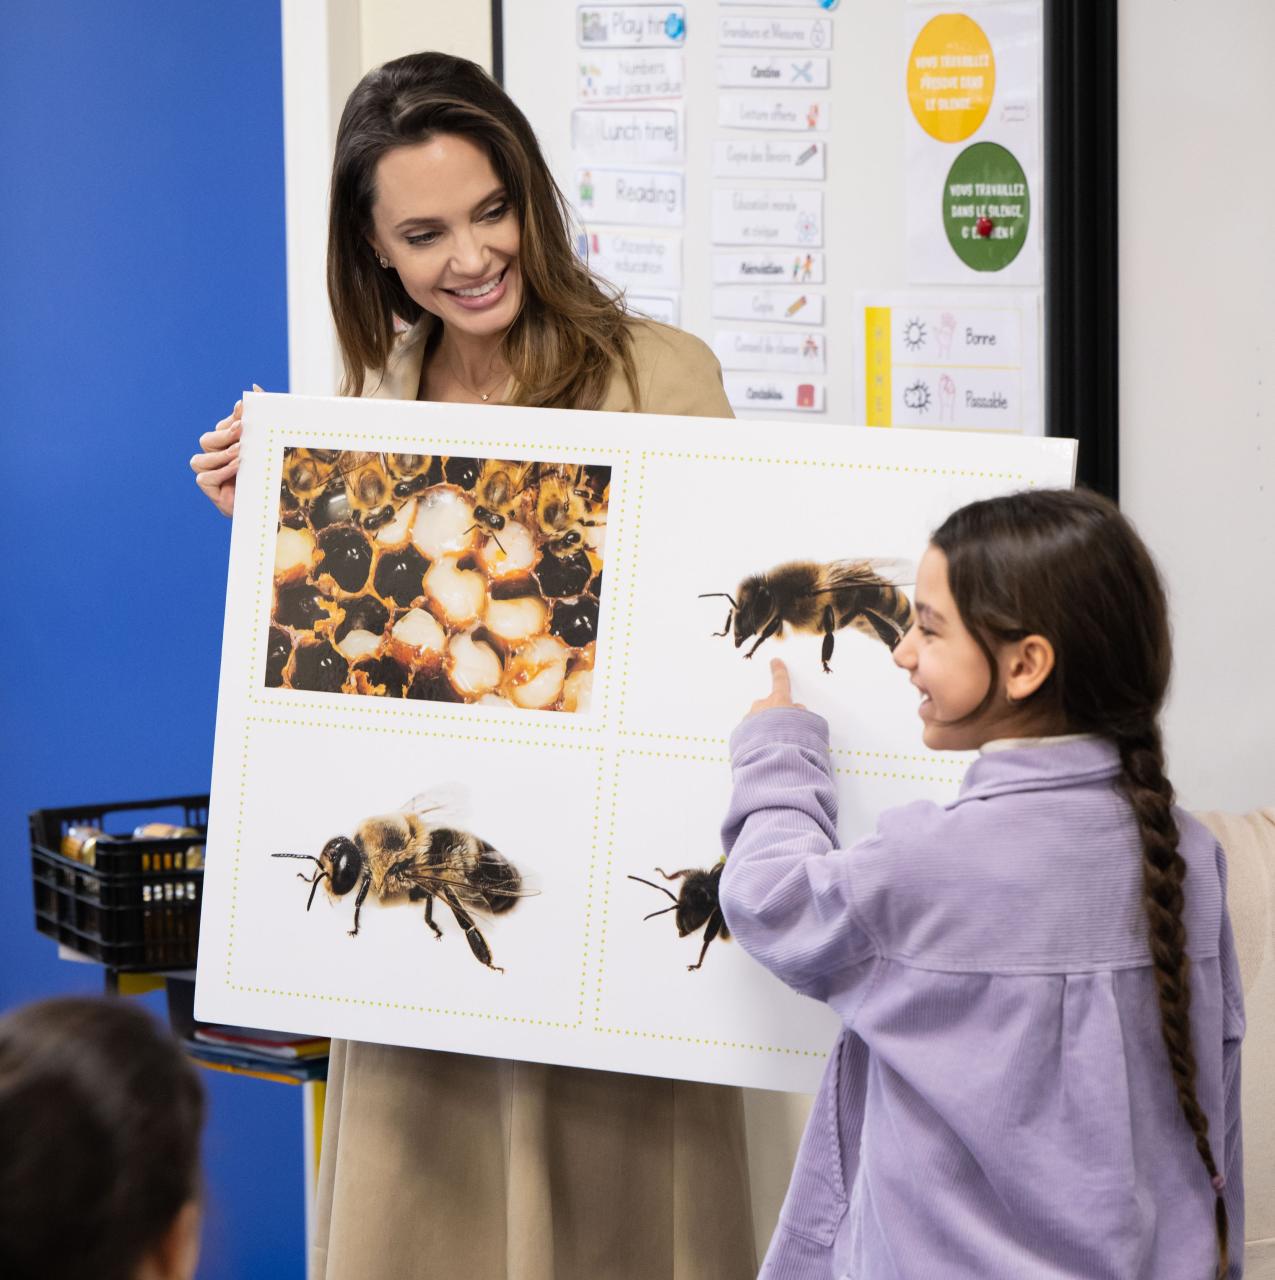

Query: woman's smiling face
367;133;523;340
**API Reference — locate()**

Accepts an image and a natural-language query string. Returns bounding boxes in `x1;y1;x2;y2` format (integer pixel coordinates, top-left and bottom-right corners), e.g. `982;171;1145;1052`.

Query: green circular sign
942;142;1030;272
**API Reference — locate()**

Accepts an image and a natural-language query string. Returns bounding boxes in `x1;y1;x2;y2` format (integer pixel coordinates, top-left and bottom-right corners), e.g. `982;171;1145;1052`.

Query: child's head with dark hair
897;487;1228;1279
0;997;205;1280
926;486;1171;743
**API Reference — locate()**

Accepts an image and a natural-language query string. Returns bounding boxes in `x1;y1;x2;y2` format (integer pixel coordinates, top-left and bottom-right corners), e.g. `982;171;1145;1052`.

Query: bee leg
862;608;904;651
348;873;372;937
422;893;443;941
743;616;781;659
821;604;836;673
688;911;724;972
441;887;503;972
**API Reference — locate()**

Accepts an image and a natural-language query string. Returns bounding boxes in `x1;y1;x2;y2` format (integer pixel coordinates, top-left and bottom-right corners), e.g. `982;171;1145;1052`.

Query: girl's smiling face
893;545;1055;751
366;134;523;340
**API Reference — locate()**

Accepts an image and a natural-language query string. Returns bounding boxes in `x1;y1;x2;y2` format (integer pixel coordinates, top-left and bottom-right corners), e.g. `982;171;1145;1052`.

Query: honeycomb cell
351;655;408;697
373;544;430;607
535;549;593;598
275;581;330;631
551;596;599;648
444;456;481;489
317;524;373;593
291;639;349;693
265;626;292;687
335;594;390;643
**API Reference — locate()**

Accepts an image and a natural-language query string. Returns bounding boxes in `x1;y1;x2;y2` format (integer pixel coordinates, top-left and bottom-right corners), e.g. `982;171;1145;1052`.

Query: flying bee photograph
619;451;949;755
267;448;608;713
700;558;915;674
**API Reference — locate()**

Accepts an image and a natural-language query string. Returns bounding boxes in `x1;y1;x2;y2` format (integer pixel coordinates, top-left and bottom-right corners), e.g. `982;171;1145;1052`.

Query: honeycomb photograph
266;449;608;712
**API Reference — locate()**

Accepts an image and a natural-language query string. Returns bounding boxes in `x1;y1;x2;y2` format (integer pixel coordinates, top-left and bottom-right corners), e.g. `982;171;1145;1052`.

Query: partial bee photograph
601;752;842;1053
266;448;608;713
231;719;598;1025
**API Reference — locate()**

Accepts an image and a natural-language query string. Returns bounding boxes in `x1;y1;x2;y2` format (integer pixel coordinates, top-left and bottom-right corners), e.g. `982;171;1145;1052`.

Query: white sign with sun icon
854;289;1042;434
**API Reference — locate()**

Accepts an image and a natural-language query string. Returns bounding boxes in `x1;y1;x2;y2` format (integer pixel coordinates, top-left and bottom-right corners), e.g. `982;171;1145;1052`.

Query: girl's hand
191;385;261;517
747;658;806;716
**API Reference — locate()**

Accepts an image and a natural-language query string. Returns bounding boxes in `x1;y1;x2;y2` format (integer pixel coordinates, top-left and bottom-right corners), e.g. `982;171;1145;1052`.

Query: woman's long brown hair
328;52;638;408
931;488;1228;1279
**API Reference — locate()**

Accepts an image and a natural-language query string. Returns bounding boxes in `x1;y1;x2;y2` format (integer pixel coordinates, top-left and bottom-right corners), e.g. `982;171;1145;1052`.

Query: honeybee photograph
620;453;985;759
266;448;608;713
222;718;598;1031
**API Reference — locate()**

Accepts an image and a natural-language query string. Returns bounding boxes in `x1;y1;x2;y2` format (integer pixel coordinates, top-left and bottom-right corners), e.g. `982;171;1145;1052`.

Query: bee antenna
642;904;679;922
627;873;678;904
306;871;328;911
698;592;739;609
273;853;322;864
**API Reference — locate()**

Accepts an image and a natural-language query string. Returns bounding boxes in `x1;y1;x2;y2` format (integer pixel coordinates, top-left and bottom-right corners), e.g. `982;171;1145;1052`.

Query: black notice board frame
1045;0;1119;499
491;0;1119;500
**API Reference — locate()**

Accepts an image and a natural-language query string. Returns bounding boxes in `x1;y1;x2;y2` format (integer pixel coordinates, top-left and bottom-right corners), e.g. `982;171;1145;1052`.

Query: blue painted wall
0;4;302;1276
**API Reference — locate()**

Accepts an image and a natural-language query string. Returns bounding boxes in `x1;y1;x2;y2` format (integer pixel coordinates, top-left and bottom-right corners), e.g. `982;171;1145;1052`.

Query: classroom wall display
194;392;1076;1093
905;3;1043;285
854;289;1042;432
502;0;1045;432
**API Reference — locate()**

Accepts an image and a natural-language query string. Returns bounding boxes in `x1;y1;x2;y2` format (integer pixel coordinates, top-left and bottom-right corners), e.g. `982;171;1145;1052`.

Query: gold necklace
443;348;507;403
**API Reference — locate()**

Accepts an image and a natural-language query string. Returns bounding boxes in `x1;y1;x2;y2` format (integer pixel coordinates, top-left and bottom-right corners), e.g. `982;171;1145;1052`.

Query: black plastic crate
30;794;209;971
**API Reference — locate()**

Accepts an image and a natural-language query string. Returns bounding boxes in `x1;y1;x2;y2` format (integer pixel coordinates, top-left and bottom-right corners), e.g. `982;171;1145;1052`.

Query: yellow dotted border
617;727;969;768
224;714;605;1033
642;450;1029;480
615;452;648;736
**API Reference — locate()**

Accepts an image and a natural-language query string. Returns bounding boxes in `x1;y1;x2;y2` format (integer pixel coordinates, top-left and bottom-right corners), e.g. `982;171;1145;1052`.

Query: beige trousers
311;1040;757;1280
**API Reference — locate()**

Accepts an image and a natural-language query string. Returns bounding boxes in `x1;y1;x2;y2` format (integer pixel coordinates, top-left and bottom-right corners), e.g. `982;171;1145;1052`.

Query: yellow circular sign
907;14;995;143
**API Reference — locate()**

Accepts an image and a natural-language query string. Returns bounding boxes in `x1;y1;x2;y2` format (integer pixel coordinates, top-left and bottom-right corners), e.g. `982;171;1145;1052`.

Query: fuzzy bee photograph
266;449;608;712
231;720;599;1024
273;792;536;973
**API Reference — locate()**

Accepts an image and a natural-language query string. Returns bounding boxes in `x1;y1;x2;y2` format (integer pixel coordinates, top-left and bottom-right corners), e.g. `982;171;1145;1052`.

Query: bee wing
398;786;472;826
398;866;541;916
818;558;916;593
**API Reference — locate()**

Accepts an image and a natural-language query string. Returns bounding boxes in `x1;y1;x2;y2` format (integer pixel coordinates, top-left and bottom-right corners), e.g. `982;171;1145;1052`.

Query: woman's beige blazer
310;318;756;1280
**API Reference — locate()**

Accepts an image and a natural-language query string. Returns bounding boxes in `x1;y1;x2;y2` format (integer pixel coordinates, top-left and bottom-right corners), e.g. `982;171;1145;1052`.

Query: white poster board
194;393;1075;1093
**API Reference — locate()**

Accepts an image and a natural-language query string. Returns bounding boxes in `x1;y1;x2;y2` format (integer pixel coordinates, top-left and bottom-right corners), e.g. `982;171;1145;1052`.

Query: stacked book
184;1025;330;1084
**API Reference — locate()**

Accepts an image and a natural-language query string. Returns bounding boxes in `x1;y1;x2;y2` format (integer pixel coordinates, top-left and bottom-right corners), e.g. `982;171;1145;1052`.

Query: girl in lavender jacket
720;489;1243;1280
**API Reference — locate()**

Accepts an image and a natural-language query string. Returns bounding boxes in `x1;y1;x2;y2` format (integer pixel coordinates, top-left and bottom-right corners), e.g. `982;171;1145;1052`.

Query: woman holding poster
191;52;753;1280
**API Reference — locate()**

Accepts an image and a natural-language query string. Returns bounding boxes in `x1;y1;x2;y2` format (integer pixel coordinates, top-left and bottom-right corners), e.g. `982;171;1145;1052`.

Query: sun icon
902;317;927;351
903;379;932;413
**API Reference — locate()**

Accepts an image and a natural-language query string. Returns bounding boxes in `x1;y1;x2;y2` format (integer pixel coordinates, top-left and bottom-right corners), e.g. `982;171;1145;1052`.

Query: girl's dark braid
1116;723;1228;1280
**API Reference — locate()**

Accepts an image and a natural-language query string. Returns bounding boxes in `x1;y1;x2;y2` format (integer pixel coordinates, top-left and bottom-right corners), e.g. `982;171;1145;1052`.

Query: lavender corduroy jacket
720;709;1244;1280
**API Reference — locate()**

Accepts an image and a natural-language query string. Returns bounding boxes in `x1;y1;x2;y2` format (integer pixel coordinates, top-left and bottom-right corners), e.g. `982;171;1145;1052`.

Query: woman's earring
377;253;391;269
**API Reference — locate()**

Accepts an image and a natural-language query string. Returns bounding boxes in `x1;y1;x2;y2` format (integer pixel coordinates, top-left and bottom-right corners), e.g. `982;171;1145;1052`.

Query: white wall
1118;1;1275;814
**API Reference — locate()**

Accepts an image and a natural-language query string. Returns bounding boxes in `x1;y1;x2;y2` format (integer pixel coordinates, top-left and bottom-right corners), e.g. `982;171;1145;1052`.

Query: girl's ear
1004;634;1055;702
